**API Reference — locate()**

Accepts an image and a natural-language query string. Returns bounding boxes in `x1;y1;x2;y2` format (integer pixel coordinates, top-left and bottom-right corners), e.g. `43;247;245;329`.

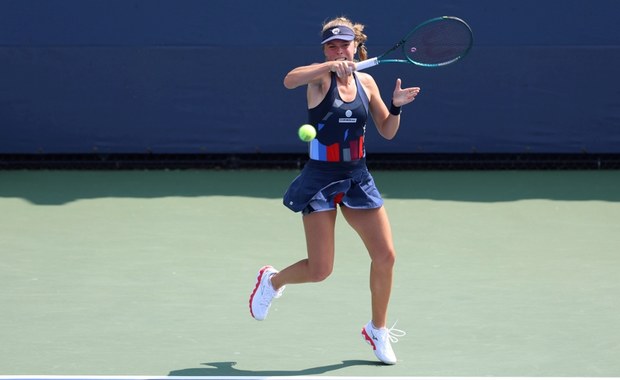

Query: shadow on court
168;360;382;377
0;170;291;205
0;169;618;205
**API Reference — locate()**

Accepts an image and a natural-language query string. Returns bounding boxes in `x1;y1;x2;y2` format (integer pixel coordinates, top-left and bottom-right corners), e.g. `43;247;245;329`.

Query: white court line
1;377;619;380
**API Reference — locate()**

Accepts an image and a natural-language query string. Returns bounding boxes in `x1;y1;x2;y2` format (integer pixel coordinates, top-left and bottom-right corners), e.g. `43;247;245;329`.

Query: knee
308;262;333;283
371;248;396;269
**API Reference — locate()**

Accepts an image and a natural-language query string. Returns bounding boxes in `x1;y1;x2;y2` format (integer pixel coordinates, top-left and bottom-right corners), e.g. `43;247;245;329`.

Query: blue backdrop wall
1;0;619;154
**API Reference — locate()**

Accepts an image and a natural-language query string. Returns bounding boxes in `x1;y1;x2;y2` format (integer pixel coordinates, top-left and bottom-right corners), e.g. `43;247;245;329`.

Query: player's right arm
284;63;333;109
284;61;356;108
283;60;355;89
283;62;330;90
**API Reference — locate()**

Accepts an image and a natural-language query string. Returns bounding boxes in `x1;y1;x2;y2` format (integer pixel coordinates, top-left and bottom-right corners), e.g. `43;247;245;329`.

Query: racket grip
355;57;379;71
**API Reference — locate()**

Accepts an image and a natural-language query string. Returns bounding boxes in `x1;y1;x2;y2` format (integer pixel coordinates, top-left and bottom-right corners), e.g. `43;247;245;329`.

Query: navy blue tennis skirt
283;158;384;215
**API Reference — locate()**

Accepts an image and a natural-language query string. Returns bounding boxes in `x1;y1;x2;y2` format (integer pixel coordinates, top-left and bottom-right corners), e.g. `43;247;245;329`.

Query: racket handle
355;57;379;71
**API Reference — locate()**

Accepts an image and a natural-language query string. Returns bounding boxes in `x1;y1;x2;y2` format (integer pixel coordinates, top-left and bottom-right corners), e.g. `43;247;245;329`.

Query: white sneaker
361;321;406;365
249;265;284;321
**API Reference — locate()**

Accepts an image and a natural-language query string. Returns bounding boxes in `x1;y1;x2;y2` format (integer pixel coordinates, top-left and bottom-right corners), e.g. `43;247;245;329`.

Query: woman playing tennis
249;16;420;365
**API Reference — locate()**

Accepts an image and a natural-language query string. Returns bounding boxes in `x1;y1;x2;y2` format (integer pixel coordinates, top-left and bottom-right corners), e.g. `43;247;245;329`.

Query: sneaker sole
361;326;377;350
249;265;272;320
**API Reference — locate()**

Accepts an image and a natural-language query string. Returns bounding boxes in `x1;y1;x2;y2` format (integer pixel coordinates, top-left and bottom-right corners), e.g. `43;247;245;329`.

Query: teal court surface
1;170;619;378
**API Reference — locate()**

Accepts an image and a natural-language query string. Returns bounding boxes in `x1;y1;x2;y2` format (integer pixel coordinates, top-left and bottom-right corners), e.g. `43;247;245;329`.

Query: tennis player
249;16;420;365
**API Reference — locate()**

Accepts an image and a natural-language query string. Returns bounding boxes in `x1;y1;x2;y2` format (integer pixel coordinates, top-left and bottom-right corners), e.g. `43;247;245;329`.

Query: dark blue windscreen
1;0;619;154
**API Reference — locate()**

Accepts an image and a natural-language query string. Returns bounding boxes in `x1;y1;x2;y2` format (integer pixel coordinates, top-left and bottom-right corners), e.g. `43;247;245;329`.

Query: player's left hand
392;78;420;107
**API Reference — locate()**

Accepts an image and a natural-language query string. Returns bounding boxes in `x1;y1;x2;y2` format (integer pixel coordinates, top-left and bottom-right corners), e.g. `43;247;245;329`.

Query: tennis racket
355;16;473;71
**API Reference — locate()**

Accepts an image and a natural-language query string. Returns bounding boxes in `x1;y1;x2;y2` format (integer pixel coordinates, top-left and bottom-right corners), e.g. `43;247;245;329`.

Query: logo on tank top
339;109;357;124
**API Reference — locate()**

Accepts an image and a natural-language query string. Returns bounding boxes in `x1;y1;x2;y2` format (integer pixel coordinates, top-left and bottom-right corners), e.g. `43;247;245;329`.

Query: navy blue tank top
307;72;370;162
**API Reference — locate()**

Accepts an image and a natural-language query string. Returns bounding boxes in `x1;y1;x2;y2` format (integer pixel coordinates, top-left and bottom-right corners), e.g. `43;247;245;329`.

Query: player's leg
250;209;337;321
341;205;402;364
341;205;395;327
271;209;337;289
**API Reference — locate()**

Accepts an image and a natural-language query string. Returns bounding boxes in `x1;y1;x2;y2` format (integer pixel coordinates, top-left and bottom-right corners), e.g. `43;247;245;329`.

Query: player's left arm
361;74;420;140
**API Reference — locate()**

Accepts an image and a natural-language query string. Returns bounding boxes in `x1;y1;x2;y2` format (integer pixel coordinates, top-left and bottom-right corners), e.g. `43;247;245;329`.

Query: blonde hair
322;16;368;61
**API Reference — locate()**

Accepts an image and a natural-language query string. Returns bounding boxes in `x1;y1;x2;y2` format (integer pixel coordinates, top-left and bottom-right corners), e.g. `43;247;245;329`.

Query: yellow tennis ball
298;124;316;142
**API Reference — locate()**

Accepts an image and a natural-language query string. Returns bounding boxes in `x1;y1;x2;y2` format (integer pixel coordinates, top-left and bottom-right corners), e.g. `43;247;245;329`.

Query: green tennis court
1;170;619;378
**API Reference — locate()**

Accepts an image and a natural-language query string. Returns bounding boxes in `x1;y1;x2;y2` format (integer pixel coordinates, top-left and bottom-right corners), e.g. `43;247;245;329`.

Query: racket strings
406;20;472;65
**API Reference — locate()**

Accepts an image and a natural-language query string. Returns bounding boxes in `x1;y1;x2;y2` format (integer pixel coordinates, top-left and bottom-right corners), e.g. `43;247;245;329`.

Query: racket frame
355;16;473;71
